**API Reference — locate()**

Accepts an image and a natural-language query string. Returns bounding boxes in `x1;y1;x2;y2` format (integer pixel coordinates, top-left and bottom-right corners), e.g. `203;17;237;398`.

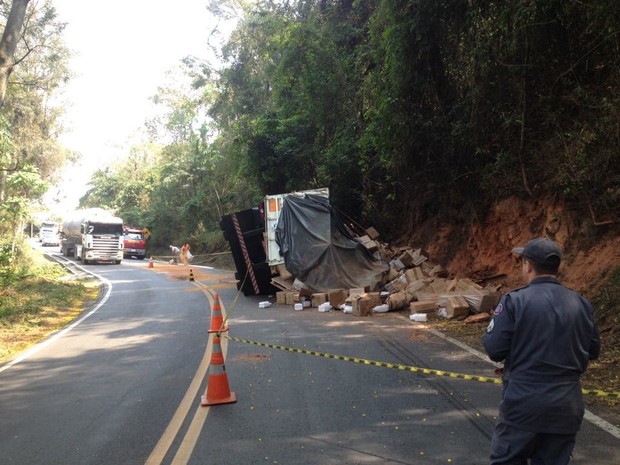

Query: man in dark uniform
482;237;600;465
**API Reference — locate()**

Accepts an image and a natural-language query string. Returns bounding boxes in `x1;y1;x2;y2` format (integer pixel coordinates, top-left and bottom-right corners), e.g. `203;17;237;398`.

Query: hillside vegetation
75;1;618;247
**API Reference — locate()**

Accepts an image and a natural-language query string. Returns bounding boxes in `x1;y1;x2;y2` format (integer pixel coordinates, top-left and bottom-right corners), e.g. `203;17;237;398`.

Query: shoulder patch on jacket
493;303;504;316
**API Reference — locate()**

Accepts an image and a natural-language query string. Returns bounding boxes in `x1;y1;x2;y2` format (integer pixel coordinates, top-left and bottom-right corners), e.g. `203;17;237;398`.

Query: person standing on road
179;243;191;265
482;237;600;465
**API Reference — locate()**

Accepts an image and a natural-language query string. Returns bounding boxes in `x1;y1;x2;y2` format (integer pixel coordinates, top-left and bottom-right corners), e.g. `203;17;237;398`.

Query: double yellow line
145;285;223;465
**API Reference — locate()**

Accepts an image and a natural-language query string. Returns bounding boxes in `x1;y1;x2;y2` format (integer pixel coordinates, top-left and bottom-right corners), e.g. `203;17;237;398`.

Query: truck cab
60;209;124;264
123;227;147;260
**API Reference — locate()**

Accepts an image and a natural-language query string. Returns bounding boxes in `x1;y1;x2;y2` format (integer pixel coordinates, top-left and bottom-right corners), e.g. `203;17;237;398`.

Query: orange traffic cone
208;293;228;333
189;269;195;281
148;256;154;268
201;334;237;406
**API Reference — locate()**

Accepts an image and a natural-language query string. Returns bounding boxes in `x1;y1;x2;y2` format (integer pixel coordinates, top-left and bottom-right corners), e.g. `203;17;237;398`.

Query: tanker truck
60;209;124;264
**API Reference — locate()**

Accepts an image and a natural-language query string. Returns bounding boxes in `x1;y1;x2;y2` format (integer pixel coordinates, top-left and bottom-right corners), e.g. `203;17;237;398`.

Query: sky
47;0;235;212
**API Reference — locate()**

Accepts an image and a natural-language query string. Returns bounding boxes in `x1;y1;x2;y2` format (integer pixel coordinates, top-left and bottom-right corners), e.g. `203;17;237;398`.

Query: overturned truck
220;189;388;296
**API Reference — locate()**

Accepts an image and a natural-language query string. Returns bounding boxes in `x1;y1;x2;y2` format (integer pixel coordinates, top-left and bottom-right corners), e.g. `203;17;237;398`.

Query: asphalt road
0;253;618;464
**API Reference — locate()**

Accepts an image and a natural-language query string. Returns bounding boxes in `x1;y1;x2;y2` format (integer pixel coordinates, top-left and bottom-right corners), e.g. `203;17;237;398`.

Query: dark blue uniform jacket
482;276;600;434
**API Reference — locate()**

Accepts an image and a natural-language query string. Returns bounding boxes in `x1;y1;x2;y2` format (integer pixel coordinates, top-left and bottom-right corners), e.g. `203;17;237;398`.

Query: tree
0;0;30;108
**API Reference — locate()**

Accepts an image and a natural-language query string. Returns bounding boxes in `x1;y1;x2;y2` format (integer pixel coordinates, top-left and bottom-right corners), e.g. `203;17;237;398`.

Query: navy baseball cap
512;238;562;268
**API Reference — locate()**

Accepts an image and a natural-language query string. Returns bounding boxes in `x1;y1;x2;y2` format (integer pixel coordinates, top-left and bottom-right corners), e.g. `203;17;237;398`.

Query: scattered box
311;293;328;307
276;291;287;305
365;226;380;240
328;289;348;308
405;268;426;283
429;265;448;278
455;278;483;292
444;295;470;319
386;267;401;281
349;288;365;298
463;291;501;314
284;292;301;305
410;301;438;314
275;264;293;280
351;296;373;316
358;234;371;244
387;291;409;311
390;258;406;271
365;292;382;307
385;275;407;293
398;250;416;267
428;279;450;294
405;280;428;296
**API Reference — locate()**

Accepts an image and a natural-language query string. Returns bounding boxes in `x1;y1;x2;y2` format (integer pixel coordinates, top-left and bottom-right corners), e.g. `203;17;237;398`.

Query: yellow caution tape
224;335;620;399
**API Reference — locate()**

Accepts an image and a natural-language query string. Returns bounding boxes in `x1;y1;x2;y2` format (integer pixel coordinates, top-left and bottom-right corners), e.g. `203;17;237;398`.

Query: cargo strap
231;213;260;294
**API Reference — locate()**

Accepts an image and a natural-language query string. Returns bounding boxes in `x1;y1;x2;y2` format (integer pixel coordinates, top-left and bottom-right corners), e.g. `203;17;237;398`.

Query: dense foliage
77;0;619;249
0;0;70;280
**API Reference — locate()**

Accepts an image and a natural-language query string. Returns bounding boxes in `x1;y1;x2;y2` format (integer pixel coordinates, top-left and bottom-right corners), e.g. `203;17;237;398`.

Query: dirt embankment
406;196;620;299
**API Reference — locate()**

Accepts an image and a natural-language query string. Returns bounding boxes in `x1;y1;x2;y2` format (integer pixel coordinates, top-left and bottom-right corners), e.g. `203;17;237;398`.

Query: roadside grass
0;248;100;364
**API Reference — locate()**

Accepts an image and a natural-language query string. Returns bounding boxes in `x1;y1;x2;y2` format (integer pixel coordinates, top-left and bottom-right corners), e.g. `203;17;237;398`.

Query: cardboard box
328;289;348;308
351;296;373;316
365;226;380;240
398;250;416;267
385;275;407;293
275;264;293;280
284;292;300;305
410;301;438;314
429;278;450;294
444;295;470;319
429;265;448;278
349;288;365;298
390;258;405;271
463;291;501;314
386;267;401;282
365;292;382;307
479;292;501;313
405;280;428;296
362;240;379;253
276;291;287;305
387;291;409;310
455;278;483;292
311;293;328;307
358;234;371;244
405;268;426;283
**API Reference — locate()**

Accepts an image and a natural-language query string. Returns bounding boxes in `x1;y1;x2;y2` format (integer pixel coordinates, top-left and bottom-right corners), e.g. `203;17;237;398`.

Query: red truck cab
123;226;147;260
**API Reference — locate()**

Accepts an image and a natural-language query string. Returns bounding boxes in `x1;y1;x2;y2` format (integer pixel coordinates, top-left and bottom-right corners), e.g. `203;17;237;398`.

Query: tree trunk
0;0;31;108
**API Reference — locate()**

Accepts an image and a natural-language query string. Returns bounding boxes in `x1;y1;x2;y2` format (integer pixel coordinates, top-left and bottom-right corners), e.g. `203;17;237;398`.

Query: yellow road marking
145;289;225;465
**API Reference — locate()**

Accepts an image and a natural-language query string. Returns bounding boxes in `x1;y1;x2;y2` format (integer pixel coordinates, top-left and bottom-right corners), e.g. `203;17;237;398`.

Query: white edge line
428;328;620;440
0;266;111;374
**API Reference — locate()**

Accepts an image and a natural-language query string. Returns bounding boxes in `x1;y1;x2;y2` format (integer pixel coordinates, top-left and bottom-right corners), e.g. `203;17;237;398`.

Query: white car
41;231;60;247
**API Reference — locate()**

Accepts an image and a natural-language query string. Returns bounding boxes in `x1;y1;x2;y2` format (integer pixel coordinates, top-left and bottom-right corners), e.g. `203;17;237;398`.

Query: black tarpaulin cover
275;194;388;291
